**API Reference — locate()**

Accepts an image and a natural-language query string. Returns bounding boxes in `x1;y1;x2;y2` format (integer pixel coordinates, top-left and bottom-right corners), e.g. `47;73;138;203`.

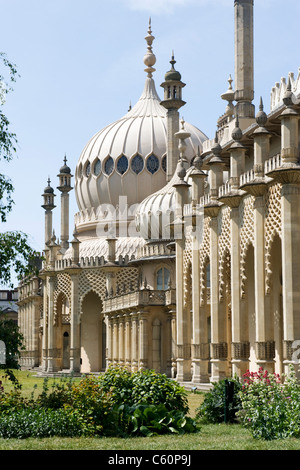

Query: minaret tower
42;178;56;248
57;155;73;252
234;0;255;120
161;53;186;182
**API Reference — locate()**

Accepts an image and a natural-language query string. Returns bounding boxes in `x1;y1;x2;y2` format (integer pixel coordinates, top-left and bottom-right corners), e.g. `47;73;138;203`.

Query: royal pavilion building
18;0;300;385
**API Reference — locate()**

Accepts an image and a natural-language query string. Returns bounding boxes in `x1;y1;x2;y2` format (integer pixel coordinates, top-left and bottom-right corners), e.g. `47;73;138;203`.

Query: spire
234;0;255;118
143;18;156;78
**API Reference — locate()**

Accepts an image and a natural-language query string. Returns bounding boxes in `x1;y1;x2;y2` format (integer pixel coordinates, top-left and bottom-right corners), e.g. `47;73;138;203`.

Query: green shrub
238;366;300;440
130;369;189;413
196;376;242;424
109;403;197;437
36;376;73;409
0;367;196;438
68;367;192;436
95;366;189;413
0;408;84;439
97;365;133;406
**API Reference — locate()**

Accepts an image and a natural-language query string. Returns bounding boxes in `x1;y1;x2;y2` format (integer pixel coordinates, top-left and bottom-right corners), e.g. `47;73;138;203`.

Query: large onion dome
74;22;207;236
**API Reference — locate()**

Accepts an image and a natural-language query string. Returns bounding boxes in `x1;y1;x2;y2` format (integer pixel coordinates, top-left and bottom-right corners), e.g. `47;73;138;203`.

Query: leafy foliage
0;52;39;287
0;317;24;369
0;408;83;439
0;366;196;439
238;366;300;440
196;376;242;424
111;403;196;437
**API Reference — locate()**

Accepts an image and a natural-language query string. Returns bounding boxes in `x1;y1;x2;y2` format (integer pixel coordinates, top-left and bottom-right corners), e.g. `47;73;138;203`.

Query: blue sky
1;0;300;286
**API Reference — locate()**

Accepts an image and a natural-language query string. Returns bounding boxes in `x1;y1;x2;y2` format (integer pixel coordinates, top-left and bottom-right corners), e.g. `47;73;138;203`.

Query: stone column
106;315;113;368
112;315;119;366
192;232;209;383
125;314;132;370
131;312;139;372
210;217;226;381
118;315;125;366
47;275;57;373
69;270;80;373
253;195;274;371
138;310;148;370
41;277;48;371
230;206;249;376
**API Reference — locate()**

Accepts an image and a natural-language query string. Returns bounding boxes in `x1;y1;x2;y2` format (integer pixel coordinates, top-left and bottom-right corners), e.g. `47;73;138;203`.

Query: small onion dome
44;178;54;194
164;54;182;82
59;155;71;174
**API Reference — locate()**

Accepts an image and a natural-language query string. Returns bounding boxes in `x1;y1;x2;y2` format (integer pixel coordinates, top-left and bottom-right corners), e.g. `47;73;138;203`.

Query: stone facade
18;1;300;383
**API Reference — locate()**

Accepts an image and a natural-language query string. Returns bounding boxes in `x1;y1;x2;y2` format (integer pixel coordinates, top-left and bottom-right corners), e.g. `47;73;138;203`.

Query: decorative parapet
103;289;167;313
210;342;228;360
18;277;42;303
240;169;255;187
218;181;233;198
231;341;250;361
138;242;172;259
255;341;275;362
264;154;282;174
270;70;300;112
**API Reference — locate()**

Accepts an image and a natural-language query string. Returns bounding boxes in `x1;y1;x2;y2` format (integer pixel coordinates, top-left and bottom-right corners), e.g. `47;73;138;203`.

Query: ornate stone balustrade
240;168;255;187
218;181;232;198
103;289;167;313
264;154;282;174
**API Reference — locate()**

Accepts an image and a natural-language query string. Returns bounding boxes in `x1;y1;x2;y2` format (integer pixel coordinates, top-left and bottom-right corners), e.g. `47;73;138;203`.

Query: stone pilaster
69;270;80;374
138;310;148;370
209;217;226;381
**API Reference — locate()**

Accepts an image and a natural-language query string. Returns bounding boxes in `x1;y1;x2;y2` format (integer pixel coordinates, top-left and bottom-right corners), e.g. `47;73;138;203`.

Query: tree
0;52;39;287
0;313;24;369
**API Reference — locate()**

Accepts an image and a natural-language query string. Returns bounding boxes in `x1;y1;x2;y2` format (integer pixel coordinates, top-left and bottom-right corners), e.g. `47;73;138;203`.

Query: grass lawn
0;370;300;451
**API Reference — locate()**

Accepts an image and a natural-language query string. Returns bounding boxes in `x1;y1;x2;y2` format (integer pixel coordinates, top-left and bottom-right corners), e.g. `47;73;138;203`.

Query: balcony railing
265;154;282;174
103;289;168;313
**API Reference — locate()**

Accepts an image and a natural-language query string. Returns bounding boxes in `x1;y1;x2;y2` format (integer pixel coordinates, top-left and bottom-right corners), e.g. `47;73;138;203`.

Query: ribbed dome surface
74;77;207;231
136;162;198;241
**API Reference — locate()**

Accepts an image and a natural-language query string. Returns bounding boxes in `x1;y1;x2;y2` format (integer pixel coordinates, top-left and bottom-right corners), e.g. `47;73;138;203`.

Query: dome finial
144;18;156;78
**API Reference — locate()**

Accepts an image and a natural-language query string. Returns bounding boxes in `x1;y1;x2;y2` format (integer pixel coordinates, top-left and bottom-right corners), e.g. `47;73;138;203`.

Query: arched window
146;154;159;174
156;267;170;290
104;156;114;175
131;154;144;174
93;158;101;176
85;162;91;177
117;155;129;175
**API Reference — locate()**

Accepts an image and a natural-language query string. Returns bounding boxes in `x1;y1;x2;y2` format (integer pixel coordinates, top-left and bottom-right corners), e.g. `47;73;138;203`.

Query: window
85;162;91;177
131;154;144;174
156;267;170;290
117;155;129;175
104;156;114;175
146;154;159;174
93;158;101;176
